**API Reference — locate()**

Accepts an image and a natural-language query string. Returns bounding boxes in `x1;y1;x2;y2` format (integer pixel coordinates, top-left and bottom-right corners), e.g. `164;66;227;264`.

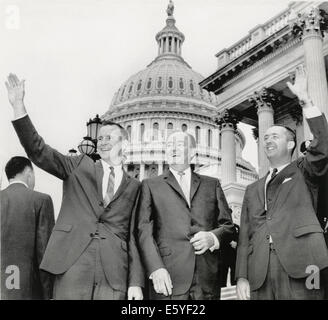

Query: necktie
104;166;115;207
177;171;190;206
269;168;278;183
265;168;278;211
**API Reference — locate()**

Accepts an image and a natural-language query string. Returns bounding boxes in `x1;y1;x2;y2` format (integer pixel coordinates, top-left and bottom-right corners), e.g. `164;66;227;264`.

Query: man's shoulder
196;173;219;184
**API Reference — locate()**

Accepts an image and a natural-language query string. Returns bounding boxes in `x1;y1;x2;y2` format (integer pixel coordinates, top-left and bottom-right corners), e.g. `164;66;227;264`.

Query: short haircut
100;120;129;141
5;156;33;180
167;130;196;149
274;125;297;156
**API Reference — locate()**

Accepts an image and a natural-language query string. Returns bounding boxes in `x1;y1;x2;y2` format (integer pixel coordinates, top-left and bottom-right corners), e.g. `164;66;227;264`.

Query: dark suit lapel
269;163;296;213
163;170;189;205
95;161;104;200
257;173;269;209
190;172;201;203
110;170;131;204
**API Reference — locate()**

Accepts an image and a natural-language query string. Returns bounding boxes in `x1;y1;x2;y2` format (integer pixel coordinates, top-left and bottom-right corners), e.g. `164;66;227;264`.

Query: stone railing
215;2;314;69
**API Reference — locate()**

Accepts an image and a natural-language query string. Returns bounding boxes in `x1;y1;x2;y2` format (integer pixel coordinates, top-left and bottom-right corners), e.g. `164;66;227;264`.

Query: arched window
157;77;162;89
128;82;134;93
182;124;187;132
140;123;145;142
190;80;194;92
137;80;142;91
121;85;126;98
167;122;173;138
127;125;132;142
153;122;159;141
147;78;152;90
179;78;184;90
207;129;212;147
168;77;173;89
195;126;200;144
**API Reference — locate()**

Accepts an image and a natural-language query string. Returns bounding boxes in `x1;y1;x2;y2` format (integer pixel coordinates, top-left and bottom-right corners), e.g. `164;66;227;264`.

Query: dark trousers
53;239;126;300
251;244;324;300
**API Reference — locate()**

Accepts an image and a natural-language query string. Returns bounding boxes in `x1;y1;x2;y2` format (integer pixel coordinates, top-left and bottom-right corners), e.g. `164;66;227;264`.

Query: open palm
5;73;25;107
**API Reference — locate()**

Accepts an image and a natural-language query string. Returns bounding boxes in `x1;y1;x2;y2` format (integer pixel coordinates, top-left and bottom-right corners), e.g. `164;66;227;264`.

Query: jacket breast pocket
53;224;73;232
293;224;323;238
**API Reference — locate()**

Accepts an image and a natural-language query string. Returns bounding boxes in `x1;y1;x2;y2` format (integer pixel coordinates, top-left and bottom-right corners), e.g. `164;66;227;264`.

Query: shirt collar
169;166;191;177
100;160;122;174
9;180;29;188
269;163;289;175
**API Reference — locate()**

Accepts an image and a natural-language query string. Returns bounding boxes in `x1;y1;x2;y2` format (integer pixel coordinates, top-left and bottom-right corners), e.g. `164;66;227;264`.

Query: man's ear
287;140;295;151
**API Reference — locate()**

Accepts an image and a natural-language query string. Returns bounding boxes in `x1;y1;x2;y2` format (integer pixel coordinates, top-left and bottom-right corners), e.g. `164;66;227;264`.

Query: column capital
292;7;328;39
215;109;239;130
249;87;281;112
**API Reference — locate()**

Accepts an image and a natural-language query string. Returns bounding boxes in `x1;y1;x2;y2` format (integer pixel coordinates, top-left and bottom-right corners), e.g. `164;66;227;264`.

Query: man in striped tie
6;73;144;300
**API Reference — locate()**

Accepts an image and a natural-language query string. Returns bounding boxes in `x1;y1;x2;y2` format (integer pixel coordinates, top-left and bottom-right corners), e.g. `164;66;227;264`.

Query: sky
0;0;294;216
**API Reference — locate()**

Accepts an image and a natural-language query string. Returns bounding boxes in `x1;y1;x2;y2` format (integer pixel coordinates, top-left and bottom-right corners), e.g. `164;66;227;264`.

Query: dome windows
207;129;212;147
195;126;200;144
120;85;126;100
157;77;163;89
140;123;145;142
179;78;184;90
190;80;194;92
147;78;152;90
168;77;173;90
137;80;142;92
128;82;134;94
127;125;132;142
182;124;187;132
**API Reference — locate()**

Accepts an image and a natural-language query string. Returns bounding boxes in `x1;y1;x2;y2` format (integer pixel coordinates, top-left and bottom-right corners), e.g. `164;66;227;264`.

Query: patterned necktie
269;168;278;183
104;166;115;207
177;171;190;206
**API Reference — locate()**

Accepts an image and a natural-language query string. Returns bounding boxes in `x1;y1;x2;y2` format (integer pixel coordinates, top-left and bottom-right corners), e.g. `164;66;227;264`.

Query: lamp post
77;114;102;161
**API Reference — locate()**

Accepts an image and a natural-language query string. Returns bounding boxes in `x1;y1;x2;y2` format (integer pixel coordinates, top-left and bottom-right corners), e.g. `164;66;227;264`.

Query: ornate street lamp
87;114;102;142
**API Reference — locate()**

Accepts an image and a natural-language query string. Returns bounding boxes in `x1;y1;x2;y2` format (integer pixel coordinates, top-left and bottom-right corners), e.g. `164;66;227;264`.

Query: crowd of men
1;66;328;300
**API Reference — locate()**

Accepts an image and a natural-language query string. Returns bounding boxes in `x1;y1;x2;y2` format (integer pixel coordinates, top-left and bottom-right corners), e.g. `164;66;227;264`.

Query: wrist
299;98;313;108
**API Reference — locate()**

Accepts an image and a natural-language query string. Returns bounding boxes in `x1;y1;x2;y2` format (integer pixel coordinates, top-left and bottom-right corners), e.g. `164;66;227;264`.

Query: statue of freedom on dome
166;0;174;16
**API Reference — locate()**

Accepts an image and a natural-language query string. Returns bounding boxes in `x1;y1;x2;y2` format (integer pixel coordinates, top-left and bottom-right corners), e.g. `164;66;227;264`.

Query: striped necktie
104;166;115;207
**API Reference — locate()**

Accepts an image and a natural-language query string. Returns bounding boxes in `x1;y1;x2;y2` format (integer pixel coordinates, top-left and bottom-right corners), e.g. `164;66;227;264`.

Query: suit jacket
236;115;328;291
1;183;55;300
12;115;144;292
137;170;234;296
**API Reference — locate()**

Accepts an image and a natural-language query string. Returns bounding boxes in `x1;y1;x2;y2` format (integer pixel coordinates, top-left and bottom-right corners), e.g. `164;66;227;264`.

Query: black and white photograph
1;0;328;307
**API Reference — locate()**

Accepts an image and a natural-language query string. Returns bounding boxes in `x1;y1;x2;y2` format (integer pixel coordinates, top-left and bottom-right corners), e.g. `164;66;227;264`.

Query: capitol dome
102;2;257;215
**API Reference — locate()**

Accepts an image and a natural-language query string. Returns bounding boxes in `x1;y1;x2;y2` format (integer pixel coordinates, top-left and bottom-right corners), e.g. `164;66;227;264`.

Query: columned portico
249;88;278;178
216;109;238;185
292;6;328;139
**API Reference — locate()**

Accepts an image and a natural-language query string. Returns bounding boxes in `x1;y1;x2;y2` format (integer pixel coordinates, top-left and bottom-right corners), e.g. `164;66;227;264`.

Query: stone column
158;162;163;175
165;37;169;53
139;162;145;181
292;7;328;135
215;109;238;185
249;88;278;178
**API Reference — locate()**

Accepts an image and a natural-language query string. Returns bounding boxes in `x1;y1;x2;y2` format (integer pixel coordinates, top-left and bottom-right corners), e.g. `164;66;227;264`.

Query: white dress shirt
101;160;123;199
169;167;220;252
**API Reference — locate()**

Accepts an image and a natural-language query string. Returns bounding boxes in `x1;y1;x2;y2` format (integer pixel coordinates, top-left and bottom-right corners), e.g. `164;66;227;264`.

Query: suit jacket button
267;217;272;220
98;219;104;223
266;235;270;240
99;201;103;207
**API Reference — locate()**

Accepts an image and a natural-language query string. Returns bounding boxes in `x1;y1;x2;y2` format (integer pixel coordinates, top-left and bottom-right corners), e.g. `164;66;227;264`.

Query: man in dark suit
1;156;55;300
220;224;239;287
5;74;144;300
137;130;234;300
236;66;328;300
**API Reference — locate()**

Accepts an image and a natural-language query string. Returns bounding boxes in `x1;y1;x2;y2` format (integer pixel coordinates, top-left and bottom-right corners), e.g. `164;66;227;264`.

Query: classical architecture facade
102;4;258;224
200;1;328;179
